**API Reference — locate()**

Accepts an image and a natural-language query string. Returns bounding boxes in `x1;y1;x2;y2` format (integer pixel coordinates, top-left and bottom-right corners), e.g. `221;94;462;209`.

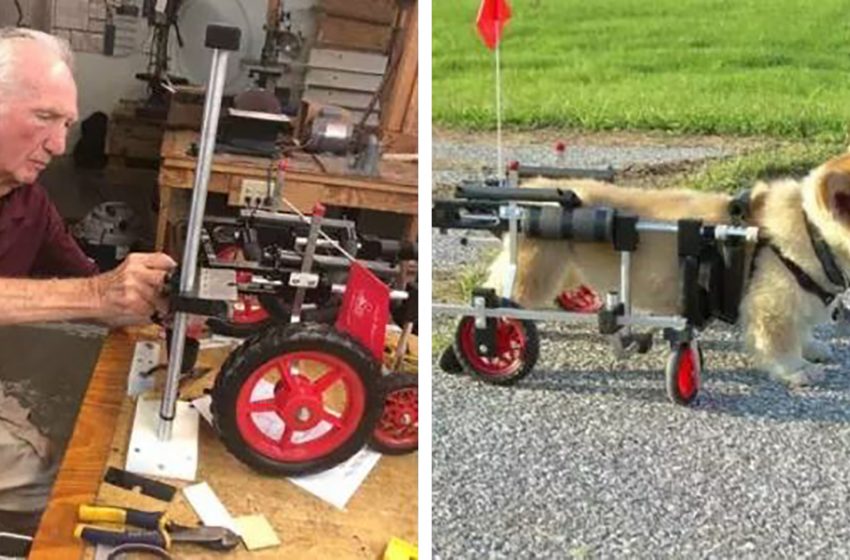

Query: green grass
433;0;850;139
432;257;494;303
431;260;494;356
674;140;845;192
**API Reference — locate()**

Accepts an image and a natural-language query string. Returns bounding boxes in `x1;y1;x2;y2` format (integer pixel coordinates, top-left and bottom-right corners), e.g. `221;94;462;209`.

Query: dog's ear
818;170;850;222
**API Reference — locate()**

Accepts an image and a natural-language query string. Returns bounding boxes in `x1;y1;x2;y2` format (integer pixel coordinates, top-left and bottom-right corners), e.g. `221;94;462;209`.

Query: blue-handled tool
74;504;240;551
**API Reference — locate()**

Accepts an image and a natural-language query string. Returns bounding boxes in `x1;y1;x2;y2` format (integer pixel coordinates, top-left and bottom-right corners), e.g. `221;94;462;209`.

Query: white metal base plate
127;341;160;397
125;399;200;482
199;267;238;301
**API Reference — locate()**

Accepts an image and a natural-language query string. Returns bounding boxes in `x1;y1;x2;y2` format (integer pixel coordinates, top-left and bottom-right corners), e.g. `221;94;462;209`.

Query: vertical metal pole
620;251;632;335
494;21;503;183
495;19;516;300
289;204;326;323
158;47;231;441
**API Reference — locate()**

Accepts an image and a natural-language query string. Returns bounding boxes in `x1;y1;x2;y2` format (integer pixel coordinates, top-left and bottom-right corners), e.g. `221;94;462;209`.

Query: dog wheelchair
164;203;419;471
434;183;760;405
144;23;417;480
199;207;418;337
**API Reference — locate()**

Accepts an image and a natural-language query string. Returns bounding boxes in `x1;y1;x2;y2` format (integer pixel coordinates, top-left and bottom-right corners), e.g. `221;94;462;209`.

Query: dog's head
812;153;850;224
806;152;850;259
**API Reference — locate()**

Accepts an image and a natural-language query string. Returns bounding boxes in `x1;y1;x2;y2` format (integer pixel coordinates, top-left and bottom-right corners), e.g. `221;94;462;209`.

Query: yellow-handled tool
78;504;168;530
74;504;240;550
75;505;171;549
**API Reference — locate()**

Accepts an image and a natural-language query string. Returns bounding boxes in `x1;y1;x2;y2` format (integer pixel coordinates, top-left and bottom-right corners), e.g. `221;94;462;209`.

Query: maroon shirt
0;183;99;278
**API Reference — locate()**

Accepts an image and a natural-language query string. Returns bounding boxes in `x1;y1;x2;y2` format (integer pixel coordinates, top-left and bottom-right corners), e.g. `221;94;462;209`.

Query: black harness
747;201;847;307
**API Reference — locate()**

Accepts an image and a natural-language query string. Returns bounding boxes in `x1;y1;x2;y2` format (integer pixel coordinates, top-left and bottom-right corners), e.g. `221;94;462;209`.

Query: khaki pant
0;420;55;514
0;388;56;535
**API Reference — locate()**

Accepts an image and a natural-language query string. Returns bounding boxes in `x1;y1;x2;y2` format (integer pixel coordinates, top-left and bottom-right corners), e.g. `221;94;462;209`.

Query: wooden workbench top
30;331;135;558
31;333;418;559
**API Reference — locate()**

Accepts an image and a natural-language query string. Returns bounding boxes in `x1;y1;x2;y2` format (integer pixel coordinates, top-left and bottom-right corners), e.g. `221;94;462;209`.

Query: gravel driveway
431;135;850;559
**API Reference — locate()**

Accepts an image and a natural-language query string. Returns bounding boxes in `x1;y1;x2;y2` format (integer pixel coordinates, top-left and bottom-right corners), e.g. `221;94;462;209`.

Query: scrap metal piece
103;467;177;502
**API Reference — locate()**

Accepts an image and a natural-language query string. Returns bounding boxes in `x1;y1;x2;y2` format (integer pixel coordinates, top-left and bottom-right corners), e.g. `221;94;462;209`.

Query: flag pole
495;20;503;183
495;21;518;298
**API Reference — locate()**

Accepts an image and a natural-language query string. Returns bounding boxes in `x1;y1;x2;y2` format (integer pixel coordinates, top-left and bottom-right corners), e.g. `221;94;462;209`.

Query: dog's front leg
742;273;826;387
802;332;835;363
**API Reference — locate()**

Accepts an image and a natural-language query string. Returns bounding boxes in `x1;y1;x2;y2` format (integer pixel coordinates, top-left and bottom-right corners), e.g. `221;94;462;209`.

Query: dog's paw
770;363;827;388
803;339;835;363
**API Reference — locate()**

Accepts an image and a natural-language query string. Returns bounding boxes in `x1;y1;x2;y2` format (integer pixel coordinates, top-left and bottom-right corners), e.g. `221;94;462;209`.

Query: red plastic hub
373;384;418;449
677;346;700;401
235;351;366;462
556;285;602;313
458;316;526;378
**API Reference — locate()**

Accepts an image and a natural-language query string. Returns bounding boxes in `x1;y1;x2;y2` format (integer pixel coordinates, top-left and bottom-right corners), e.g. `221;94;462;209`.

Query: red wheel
370;375;417;455
212;324;381;475
232;270;271;324
208;245;271;337
452;298;539;385
665;342;702;405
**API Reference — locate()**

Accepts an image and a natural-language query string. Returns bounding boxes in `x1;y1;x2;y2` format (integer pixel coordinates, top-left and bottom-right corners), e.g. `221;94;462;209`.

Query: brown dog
486;153;850;386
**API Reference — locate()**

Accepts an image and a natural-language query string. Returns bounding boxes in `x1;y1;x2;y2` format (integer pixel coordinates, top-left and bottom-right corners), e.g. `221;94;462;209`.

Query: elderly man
0;27;176;533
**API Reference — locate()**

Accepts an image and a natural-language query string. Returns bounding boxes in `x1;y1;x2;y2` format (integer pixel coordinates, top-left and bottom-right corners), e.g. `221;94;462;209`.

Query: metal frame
433;187;760;355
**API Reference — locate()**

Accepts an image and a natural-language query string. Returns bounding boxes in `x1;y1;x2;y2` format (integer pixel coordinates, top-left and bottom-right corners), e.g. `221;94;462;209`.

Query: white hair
0;27;74;99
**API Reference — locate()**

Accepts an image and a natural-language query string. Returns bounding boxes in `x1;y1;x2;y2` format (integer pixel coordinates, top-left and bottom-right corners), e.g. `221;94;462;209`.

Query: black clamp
612;212;638;252
470;288;500;358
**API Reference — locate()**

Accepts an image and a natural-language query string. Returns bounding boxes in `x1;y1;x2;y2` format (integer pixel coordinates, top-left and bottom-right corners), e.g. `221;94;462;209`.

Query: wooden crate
315;14;393;52
105;100;165;162
381;3;417;152
318;0;398;25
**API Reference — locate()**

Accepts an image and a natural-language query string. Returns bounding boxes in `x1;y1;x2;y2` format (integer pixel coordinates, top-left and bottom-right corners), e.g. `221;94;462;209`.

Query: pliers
74;504;240;551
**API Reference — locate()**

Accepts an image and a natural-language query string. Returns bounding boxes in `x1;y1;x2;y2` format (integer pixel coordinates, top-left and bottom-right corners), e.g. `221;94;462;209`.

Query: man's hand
91;253;177;326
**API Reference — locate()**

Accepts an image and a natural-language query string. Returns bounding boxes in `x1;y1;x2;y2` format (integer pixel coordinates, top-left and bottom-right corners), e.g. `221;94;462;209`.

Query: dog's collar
804;213;847;290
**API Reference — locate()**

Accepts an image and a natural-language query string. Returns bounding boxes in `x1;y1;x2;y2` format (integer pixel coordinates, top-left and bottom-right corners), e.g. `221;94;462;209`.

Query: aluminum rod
158;48;230;441
620;251;632;335
432;304;687;330
289;208;324;322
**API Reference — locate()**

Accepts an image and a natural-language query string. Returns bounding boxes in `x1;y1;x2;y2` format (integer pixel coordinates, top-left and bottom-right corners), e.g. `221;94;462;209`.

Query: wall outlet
239;179;270;207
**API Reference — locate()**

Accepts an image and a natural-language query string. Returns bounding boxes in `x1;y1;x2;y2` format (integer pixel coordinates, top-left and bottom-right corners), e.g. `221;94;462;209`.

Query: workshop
0;0;418;558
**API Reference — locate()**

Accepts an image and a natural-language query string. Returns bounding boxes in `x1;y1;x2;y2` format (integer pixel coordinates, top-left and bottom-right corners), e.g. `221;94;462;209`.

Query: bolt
297;407;311;422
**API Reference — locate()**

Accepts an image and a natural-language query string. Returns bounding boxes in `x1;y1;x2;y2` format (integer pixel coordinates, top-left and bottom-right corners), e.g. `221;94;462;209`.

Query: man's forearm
0;277;102;325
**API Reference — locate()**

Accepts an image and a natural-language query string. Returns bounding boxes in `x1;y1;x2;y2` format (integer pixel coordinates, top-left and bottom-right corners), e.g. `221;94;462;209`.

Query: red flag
476;0;512;50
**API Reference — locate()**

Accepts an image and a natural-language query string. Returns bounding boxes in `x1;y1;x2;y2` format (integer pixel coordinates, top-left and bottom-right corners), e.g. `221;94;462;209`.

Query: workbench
30;330;418;559
155;130;419;256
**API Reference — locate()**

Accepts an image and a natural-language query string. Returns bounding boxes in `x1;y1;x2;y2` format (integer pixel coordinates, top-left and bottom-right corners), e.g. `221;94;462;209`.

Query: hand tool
74;504;240;551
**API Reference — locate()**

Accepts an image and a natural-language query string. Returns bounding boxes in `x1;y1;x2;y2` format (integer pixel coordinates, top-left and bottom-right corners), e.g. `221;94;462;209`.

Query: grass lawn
433;0;850;140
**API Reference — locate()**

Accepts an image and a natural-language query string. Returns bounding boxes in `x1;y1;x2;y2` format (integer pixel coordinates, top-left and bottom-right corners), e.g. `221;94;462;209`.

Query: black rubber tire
206;316;274;338
438;345;463;374
211;323;382;476
207;296;339;339
257;293;339;324
452;298;540;386
665;342;701;406
369;374;418;455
